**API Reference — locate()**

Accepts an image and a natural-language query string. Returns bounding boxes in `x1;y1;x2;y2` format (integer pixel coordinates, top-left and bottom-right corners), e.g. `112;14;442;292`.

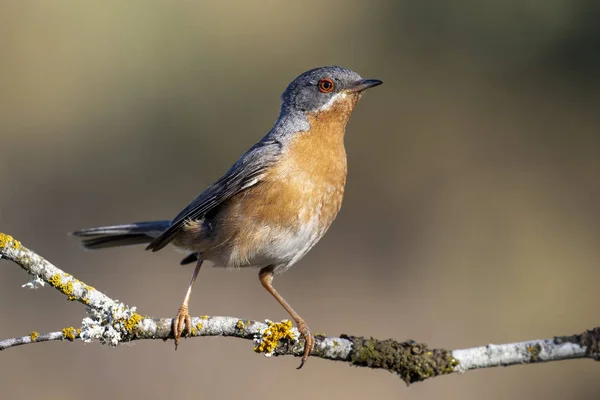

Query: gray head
280;66;382;114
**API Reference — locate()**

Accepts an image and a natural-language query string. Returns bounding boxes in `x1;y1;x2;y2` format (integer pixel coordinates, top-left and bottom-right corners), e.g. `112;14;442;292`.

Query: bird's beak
347;79;383;93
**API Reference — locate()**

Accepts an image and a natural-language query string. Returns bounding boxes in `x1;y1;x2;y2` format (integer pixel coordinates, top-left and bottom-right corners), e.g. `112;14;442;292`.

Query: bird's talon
296;359;306;370
184;314;192;338
295;320;314;369
173;304;191;349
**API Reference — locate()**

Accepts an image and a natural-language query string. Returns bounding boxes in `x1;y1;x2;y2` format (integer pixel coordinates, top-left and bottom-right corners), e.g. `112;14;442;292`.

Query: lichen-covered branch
1;233;598;385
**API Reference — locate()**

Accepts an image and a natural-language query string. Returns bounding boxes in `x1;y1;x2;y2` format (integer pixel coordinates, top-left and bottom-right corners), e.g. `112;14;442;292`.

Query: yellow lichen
333;340;339;348
48;274;61;287
254;320;297;355
196;322;203;331
62;327;79;341
48;274;75;299
76;280;94;304
236;320;245;331
83;284;95;292
527;344;541;361
201;315;209;320
29;331;39;341
122;312;144;332
74;279;95;293
0;233;21;250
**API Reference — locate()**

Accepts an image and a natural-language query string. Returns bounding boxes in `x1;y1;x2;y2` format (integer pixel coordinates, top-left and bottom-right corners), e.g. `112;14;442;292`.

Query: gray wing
146;138;283;252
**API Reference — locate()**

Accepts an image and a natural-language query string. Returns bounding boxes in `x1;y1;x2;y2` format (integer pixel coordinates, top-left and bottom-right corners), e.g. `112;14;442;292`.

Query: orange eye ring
317;78;335;93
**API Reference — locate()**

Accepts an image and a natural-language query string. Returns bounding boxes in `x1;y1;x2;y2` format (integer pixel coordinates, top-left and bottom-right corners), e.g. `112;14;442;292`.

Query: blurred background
1;0;599;399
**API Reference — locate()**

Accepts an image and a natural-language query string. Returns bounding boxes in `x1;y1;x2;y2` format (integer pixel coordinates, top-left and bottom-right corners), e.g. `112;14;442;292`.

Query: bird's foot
173;303;192;349
296;319;314;370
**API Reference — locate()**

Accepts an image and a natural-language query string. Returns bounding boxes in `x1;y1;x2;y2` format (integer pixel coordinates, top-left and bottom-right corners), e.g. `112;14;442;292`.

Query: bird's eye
317;78;335;93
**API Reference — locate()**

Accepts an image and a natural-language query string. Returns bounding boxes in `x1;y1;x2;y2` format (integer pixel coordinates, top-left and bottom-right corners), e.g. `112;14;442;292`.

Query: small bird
72;66;382;368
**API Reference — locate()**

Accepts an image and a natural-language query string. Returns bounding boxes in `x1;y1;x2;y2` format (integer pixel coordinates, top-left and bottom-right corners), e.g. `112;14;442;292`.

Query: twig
1;233;598;384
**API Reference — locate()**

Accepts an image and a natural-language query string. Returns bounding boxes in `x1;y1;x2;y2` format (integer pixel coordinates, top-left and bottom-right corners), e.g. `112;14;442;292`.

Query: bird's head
280;66;382;121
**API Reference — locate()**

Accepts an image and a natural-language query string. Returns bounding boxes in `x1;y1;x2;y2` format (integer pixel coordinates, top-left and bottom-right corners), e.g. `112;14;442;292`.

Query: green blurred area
1;1;598;399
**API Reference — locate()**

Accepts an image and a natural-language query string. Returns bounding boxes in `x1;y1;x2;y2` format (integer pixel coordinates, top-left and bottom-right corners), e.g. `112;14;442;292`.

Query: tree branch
1;233;598;385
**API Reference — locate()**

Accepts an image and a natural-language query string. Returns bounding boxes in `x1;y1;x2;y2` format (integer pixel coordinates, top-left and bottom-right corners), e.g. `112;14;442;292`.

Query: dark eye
317;78;335;93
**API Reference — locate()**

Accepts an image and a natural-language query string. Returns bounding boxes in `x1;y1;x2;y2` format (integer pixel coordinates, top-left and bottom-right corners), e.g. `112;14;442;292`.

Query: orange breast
207;94;357;268
248;94;354;227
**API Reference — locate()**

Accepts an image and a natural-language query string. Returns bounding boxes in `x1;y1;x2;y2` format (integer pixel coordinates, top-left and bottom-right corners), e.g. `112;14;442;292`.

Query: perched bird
72;66;382;367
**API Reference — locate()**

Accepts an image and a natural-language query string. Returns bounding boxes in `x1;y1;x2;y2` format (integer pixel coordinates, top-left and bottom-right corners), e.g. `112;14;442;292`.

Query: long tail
71;220;171;250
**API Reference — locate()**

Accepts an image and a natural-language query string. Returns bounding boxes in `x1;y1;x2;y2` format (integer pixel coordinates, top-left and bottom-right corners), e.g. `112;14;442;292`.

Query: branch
1;233;598;385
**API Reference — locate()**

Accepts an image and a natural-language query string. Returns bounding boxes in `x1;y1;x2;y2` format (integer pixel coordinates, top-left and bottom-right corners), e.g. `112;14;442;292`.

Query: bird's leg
259;267;314;369
173;258;203;349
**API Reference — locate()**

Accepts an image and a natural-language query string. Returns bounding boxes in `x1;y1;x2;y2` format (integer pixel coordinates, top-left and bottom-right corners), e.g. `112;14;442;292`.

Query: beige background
1;1;599;399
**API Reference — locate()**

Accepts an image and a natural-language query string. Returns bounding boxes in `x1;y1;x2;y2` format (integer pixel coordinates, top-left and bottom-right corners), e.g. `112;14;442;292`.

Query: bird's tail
71;220;171;250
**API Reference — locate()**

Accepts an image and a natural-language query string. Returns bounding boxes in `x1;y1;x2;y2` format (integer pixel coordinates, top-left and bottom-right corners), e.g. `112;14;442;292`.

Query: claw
173;304;192;349
296;320;314;369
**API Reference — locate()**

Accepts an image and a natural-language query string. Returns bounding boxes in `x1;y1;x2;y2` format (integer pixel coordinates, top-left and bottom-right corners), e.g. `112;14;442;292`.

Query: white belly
207;213;325;274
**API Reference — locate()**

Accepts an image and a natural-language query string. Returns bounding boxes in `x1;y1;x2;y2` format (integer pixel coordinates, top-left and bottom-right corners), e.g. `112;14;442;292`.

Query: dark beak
348;79;383;93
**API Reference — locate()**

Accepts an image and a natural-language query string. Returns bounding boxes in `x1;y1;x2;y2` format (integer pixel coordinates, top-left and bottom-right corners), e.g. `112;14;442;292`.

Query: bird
71;66;382;368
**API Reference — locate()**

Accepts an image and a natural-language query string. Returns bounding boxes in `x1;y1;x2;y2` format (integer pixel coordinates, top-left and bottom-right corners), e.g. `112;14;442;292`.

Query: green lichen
0;233;21;250
29;331;39;341
254;320;297;355
342;335;459;385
